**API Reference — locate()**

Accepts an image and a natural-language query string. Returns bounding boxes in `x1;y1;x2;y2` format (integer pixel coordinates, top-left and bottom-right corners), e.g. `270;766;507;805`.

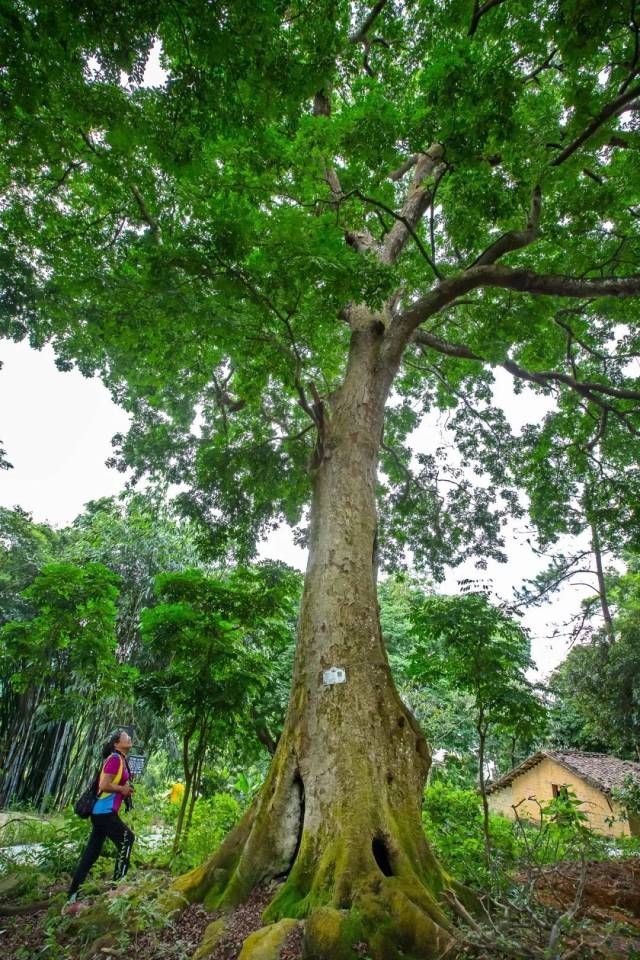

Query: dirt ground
528;858;640;958
1;859;639;959
532;858;640;922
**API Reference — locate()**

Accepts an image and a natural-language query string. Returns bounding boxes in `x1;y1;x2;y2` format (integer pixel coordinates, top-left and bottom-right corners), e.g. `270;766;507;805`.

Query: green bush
171;792;241;874
0;812;57;847
422;782;519;888
513;789;614;867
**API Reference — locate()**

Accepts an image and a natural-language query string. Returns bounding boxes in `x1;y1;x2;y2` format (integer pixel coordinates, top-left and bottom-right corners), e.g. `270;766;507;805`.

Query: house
486;750;640;838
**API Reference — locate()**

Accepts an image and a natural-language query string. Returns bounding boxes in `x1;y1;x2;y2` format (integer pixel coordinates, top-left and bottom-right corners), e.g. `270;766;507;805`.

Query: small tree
410;592;546;864
139;564;298;852
0;561;124;806
379;576;479;785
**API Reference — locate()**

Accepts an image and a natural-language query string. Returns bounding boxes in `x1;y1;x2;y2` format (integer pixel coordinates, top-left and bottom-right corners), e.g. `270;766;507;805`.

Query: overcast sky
0;338;597;678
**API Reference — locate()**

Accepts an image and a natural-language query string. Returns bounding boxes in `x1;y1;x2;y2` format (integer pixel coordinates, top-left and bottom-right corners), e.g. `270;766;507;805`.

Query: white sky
0;339;596;678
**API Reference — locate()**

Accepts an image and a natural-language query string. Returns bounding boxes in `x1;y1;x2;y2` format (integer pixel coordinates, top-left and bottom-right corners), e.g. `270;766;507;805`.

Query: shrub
171;792;241;873
422;782;518;889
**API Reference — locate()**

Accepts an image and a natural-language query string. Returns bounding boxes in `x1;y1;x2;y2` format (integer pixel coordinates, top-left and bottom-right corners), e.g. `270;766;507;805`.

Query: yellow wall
487;757;631;838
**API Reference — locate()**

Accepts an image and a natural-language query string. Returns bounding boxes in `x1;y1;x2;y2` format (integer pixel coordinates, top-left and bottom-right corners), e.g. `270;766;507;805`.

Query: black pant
69;812;135;895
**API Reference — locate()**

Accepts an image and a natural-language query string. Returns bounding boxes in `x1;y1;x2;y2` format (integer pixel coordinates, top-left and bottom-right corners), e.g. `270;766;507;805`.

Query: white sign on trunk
323;667;346;686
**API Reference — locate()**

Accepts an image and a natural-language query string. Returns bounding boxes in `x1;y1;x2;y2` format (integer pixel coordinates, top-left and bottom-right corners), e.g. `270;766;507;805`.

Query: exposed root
165;800;259;912
301;882;456;960
238;918;302;959
0;898;50;915
169;750;305;916
192;917;227;959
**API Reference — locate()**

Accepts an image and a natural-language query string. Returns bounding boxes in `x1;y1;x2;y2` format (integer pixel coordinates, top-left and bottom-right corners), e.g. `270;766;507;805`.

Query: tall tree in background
0;506;59;624
63;492;203;661
0;494;204;807
139;564;299;853
548;562;640;759
3;1;640;954
0;562;124;806
409;592;544;863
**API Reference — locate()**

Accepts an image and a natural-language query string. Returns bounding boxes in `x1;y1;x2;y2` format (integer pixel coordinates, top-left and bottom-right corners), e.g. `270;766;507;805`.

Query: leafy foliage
422;782;518;889
138;562;299;849
409;592;545;749
2;0;639;575
0;507;59;625
547;561;640;758
139;563;300;753
0;561;124;711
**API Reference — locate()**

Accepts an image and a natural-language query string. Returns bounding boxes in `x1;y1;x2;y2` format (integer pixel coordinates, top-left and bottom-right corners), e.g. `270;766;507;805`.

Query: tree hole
372;836;393;877
273;771;305;880
397;716;406;729
289;773;305;870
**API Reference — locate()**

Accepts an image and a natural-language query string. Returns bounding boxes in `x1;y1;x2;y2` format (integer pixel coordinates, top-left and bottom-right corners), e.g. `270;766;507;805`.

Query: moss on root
257;837;458;960
169;801;257;909
303;907;364;960
299;890;454;960
192;918;227;959
238;918;301;960
262;831;336;922
278;821;467;958
357;885;453;960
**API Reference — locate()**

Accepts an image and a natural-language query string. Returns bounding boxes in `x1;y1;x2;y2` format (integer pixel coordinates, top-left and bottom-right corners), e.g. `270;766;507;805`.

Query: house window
551;784;569;800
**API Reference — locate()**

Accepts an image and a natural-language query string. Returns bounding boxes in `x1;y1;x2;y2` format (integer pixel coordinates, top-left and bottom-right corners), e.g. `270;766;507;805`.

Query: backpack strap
113;753;125;786
98;752;125;798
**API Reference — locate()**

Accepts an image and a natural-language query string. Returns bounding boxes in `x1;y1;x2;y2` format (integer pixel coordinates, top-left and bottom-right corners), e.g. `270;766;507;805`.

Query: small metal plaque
323;667;346;686
127;755;146;777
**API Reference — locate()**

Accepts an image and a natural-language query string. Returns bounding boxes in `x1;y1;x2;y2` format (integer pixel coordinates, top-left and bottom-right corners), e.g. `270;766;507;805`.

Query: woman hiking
66;729;135;908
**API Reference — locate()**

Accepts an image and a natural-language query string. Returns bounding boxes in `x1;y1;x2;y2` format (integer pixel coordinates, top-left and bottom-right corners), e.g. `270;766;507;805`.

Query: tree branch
344;188;442;276
388;155;418;181
552;310;611;363
380;144;445;265
313;91;344;203
471;186;541;267
403;265;640;335
130;185;161;239
524;47;561;84
551;81;640;166
412;328;640;404
468;0;508;37
44;161;83;197
350;0;389;43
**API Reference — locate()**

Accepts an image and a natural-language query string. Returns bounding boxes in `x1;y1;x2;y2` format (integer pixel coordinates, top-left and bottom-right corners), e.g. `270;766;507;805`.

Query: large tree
3;1;640;955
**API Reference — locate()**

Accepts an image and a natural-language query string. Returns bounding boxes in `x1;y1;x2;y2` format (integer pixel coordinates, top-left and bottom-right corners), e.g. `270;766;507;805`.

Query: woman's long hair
101;729;127;760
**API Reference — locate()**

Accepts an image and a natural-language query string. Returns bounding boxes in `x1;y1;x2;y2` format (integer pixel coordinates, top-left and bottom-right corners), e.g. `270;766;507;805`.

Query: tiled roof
486;750;640;796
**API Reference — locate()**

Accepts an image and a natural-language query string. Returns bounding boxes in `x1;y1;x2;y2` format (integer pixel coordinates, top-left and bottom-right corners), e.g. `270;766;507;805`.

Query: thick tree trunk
170;317;464;958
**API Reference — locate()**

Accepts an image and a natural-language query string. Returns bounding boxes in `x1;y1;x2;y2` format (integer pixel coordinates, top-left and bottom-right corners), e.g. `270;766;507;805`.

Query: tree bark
590;521;615;643
169;315;466;958
477;716;491;868
173;727;195;856
184;729;208;842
